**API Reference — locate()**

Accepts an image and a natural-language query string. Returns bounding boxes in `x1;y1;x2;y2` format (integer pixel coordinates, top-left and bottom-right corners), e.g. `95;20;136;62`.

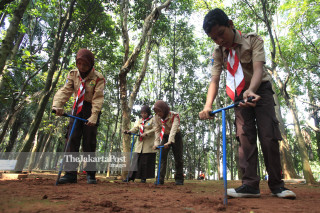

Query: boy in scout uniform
52;49;105;184
199;8;296;199
123;105;156;183
152;100;184;185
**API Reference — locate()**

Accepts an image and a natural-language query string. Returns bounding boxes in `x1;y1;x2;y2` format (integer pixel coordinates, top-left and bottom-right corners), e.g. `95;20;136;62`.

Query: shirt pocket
84;80;95;101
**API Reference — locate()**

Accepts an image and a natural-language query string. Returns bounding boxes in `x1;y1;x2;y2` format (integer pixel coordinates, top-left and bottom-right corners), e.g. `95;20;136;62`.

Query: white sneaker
272;187;296;199
227;184;261;198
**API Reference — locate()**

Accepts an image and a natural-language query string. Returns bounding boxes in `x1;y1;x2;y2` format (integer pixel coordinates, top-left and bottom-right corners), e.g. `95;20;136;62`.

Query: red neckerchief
139;115;153;141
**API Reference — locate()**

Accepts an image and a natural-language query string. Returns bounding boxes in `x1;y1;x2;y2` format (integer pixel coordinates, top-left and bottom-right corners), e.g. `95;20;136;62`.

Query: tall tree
240;0;317;183
15;0;77;171
118;0;172;177
0;0;30;76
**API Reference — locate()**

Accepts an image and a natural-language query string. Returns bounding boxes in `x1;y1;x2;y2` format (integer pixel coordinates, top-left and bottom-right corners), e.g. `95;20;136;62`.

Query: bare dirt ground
0;172;319;213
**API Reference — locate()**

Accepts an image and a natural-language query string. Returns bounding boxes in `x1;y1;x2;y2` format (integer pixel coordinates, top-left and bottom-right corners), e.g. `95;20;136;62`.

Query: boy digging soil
199;8;295;199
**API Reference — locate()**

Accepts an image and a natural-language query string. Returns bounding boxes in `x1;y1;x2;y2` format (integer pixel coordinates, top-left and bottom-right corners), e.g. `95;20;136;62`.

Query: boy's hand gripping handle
52;110;88;123
209;96;255;117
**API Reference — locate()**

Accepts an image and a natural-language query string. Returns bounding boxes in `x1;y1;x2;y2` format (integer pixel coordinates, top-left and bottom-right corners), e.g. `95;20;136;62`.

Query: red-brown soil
0;172;319;213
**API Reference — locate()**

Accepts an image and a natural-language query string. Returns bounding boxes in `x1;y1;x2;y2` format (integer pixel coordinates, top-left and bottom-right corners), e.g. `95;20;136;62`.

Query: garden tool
52;110;88;186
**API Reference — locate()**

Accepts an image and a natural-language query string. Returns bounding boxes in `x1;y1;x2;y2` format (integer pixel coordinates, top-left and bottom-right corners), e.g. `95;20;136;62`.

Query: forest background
0;0;319;184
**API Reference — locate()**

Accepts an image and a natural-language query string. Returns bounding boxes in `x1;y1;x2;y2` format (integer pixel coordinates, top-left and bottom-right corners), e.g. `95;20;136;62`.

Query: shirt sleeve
89;76;105;123
168;114;180;144
52;72;75;108
211;46;223;77
251;35;266;63
129;119;141;134
153;116;161;146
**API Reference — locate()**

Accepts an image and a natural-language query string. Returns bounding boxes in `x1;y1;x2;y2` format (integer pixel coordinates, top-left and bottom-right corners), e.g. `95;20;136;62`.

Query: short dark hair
203;8;230;34
141;105;152;116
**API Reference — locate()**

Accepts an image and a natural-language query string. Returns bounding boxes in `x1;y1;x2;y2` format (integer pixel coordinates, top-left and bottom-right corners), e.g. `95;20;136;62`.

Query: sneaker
175;180;184;185
227;184;260;198
58;173;77;184
271;187;296;199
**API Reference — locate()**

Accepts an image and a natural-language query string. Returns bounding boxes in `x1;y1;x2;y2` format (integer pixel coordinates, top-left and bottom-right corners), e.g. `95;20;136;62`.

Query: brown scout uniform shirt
129;117;156;153
52;69;105;123
154;111;180;146
211;30;271;89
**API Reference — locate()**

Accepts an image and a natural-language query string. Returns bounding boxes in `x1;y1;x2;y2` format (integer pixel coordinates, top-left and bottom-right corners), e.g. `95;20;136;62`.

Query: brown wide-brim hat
153;100;170;119
76;49;94;68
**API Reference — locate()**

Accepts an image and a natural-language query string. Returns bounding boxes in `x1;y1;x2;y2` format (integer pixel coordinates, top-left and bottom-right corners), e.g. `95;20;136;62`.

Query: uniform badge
89;80;96;87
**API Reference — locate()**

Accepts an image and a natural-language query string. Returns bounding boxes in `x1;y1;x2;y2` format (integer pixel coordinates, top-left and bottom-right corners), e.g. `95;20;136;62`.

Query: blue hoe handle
156;145;164;185
52;110;88;123
52;110;87;186
125;132;140;181
206;97;254;205
209;97;254;117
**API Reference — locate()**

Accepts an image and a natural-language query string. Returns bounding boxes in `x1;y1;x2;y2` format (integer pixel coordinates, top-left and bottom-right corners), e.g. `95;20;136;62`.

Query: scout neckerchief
160;113;170;143
72;76;86;115
159;112;180;143
139;115;153;141
226;30;245;101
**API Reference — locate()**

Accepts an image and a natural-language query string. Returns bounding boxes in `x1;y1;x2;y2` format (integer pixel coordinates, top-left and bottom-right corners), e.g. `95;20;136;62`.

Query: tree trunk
0;11;7;27
287;96;316;184
307;87;320;158
119;0;172;178
0;0;30;76
226;111;234;180
11;33;25;60
3;113;22;156
14;0;76;172
271;82;299;179
36;130;54;170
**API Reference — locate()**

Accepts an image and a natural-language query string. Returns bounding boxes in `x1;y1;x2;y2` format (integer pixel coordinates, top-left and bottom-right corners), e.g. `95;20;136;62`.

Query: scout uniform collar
76;68;95;81
162;112;171;121
232;29;242;46
222;29;243;52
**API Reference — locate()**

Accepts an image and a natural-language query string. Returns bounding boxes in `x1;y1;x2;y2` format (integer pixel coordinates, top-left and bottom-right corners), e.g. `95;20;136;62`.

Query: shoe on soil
86;175;97;184
175;180;184;185
58;173;77;184
122;178;134;182
154;180;164;185
227;184;260;198
271;187;296;199
141;179;146;183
